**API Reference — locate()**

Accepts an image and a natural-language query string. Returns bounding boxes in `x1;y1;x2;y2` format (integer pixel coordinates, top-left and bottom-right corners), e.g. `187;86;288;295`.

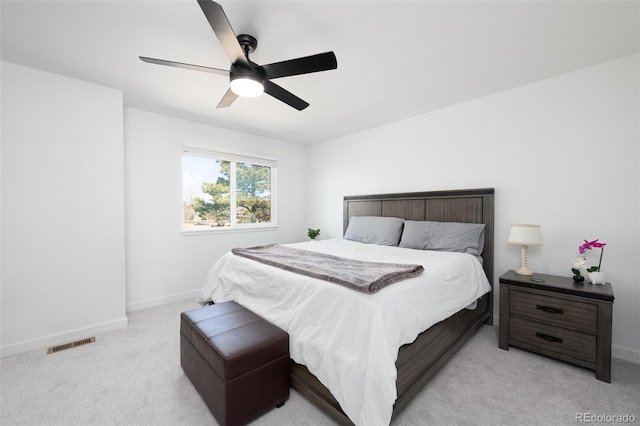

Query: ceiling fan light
230;77;264;98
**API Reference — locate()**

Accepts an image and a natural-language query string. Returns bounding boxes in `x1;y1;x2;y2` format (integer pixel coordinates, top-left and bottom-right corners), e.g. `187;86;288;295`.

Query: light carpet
1;300;638;425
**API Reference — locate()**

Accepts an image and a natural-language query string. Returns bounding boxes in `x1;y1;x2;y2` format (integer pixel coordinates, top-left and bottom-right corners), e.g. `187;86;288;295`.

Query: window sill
181;225;279;236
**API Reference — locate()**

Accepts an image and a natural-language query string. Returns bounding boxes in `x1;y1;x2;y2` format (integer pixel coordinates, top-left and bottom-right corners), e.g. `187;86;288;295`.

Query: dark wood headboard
343;188;495;289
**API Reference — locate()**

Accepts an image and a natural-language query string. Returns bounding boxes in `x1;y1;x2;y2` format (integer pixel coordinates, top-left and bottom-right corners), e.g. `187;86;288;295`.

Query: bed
198;188;494;425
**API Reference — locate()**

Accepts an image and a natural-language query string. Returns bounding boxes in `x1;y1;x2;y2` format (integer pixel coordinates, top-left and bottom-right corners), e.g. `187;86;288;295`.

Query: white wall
3;54;636;363
1;61;127;357
307;54;640;363
123;108;307;311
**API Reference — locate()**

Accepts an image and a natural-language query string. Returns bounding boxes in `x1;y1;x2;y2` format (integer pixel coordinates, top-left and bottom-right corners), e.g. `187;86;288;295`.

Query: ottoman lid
181;301;289;380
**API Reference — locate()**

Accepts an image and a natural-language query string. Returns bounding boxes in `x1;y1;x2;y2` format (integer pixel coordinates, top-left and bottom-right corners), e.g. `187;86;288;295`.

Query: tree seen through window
183;152;273;229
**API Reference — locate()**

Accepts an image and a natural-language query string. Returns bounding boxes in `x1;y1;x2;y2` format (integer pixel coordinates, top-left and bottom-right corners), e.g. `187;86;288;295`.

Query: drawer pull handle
536;332;563;344
536;304;564;315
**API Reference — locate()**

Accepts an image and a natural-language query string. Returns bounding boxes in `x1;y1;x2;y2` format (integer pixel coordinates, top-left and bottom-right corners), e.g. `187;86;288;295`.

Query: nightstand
499;270;614;382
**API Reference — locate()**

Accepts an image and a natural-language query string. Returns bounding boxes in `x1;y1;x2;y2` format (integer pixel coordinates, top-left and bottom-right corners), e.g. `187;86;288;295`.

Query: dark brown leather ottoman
180;301;289;426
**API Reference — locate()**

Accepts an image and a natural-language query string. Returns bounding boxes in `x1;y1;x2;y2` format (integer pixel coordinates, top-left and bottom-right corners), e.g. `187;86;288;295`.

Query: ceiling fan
140;0;337;111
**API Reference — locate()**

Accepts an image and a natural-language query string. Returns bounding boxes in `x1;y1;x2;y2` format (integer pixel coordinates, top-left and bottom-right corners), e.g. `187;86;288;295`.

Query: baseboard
612;345;640;364
1;290;199;358
492;314;639;365
126;289;199;312
0;316;128;358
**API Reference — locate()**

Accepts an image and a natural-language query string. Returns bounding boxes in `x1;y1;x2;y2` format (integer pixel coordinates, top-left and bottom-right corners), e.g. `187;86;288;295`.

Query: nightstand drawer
510;317;596;364
510;290;597;333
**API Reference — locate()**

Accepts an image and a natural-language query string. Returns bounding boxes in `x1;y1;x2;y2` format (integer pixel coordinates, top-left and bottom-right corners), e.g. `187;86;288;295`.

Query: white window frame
181;146;277;234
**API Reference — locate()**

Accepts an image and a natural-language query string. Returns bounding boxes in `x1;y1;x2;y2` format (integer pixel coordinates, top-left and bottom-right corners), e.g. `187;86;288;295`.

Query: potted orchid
572;239;607;284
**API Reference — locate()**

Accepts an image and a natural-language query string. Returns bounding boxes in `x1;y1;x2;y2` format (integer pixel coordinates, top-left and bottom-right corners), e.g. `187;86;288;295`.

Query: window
182;147;276;231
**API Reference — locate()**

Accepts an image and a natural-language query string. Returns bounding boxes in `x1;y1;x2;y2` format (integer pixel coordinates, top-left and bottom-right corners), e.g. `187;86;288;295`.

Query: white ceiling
1;1;638;145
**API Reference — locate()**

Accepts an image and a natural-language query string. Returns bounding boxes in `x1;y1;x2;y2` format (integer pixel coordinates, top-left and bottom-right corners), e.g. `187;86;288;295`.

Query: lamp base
515;267;534;276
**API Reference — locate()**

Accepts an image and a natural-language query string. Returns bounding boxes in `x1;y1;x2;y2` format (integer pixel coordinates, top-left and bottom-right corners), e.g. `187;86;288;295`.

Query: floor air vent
47;337;96;354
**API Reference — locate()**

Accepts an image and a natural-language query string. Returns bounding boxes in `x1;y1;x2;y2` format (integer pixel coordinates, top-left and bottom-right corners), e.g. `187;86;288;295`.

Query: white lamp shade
230;77;264;98
508;224;543;246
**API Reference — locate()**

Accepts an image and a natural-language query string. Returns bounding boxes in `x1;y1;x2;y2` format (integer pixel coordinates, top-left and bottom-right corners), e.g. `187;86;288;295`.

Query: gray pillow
399;220;486;256
344;216;404;246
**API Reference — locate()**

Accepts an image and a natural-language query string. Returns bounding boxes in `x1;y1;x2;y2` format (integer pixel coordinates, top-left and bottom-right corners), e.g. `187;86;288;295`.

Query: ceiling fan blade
264;80;309;111
217;88;239;108
139;56;229;76
197;0;251;69
262;52;337;80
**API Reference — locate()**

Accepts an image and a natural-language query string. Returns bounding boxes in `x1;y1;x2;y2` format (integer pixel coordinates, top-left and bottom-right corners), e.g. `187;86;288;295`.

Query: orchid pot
588;271;606;285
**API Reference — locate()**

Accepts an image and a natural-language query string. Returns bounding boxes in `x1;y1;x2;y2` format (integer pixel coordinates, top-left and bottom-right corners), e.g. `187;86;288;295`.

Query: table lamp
508;224;543;275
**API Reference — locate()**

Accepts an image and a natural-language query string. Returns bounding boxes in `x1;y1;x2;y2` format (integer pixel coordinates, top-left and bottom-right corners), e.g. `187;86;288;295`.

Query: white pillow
344;216;404;246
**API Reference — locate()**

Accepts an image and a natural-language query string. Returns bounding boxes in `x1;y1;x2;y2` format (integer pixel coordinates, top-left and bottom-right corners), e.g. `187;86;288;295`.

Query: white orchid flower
574;257;586;269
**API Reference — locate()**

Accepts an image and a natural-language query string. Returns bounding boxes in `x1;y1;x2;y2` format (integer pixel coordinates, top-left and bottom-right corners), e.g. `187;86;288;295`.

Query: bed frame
290;188;495;424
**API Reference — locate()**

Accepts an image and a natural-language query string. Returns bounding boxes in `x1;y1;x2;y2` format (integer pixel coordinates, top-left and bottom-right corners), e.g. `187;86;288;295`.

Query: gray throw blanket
231;244;424;294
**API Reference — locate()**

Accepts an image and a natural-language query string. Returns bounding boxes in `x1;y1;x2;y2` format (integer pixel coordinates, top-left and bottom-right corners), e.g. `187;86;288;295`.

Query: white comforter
197;239;491;425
